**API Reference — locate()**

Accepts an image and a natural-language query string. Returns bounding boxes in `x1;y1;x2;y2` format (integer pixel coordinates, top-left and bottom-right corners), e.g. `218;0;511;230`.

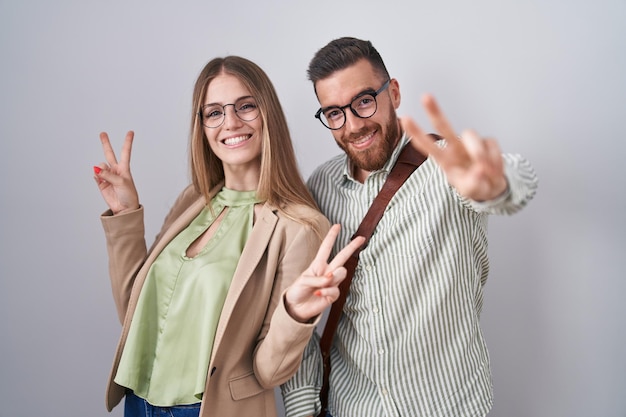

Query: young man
281;37;538;417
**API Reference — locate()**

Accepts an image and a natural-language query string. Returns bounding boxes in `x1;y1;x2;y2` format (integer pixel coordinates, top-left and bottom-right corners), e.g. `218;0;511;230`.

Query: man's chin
339;135;393;172
350;150;387;172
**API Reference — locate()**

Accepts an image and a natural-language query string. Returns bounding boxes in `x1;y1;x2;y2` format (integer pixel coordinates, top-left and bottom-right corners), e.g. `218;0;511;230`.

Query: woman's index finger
309;224;341;275
99;132;119;165
326;235;365;273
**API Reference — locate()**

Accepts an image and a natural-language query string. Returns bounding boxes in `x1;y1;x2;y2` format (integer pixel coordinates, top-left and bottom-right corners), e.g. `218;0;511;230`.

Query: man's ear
389;78;401;109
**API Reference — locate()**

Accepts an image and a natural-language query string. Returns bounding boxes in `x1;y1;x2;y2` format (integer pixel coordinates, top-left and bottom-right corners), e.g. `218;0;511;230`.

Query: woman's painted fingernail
314;290;323;297
93;166;102;174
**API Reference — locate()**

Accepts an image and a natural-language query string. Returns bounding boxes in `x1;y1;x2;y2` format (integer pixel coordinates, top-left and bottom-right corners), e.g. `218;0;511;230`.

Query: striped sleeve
461;153;539;214
280;332;323;417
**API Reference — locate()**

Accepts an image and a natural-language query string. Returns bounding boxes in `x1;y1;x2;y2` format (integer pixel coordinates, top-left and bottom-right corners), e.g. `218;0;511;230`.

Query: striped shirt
282;134;538;417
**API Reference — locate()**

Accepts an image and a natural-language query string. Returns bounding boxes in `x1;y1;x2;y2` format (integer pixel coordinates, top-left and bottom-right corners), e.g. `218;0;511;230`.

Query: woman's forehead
205;74;251;104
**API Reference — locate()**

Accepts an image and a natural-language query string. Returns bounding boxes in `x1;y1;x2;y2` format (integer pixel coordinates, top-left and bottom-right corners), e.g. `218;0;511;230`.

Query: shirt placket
360;172;400;417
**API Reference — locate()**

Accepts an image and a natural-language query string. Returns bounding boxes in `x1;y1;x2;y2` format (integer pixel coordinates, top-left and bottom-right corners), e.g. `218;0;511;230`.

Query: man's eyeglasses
314;80;390;130
198;96;260;128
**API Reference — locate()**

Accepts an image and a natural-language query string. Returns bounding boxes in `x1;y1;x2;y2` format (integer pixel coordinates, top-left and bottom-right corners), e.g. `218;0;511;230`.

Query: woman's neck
223;163;261;191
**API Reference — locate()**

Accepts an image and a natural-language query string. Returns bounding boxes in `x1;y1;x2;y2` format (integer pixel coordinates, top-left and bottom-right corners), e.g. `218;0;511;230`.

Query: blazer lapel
141;183;222;270
210;203;279;364
143;197;206;267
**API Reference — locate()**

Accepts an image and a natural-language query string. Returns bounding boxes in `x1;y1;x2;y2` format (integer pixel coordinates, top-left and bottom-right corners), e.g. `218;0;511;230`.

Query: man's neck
352;166;371;184
351;132;403;183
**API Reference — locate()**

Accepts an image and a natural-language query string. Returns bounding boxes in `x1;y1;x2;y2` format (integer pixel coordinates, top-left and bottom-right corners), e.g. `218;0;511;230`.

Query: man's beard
336;110;400;172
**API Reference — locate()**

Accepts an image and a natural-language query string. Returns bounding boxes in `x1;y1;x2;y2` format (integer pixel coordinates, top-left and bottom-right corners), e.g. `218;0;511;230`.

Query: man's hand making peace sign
401;94;508;202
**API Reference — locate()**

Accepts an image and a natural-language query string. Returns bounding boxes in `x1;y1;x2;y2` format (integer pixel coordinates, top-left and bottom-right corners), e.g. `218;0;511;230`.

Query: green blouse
114;188;260;406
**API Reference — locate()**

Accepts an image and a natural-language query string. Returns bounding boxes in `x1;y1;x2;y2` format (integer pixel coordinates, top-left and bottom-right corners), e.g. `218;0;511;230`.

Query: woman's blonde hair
189;56;321;229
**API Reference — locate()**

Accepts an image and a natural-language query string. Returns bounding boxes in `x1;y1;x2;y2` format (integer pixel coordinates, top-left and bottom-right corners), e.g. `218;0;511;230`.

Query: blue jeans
124;391;201;417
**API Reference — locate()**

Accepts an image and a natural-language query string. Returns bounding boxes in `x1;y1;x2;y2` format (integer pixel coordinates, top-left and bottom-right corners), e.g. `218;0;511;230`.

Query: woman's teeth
223;135;249;146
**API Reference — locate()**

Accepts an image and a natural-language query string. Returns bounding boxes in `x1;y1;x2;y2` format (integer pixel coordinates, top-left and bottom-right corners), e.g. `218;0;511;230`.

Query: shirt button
379;349;384;355
372;307;379;313
365;265;373;271
381;388;388;396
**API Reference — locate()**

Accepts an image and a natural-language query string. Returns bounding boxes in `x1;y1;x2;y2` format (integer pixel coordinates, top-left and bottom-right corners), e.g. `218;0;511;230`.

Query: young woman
93;56;363;417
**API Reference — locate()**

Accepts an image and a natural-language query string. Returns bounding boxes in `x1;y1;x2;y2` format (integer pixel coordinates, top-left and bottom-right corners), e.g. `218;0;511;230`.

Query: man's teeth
353;132;374;144
223;135;249;145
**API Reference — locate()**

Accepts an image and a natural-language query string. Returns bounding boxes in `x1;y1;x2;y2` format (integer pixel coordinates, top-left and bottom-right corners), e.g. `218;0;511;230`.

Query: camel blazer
101;184;329;416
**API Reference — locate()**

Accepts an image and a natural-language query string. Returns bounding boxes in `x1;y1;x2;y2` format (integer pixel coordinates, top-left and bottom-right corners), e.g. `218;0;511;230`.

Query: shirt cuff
282;386;322;417
468;180;511;211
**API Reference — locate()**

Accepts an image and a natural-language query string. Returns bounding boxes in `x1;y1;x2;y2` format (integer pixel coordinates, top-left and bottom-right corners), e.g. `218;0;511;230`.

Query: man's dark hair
307;37;390;84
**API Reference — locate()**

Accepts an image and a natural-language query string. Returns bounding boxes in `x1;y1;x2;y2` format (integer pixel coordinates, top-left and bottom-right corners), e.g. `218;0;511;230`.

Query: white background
0;1;624;416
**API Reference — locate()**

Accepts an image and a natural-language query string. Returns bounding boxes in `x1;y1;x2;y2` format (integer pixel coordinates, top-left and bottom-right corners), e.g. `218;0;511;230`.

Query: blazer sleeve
100;184;201;324
252;212;330;388
100;206;147;324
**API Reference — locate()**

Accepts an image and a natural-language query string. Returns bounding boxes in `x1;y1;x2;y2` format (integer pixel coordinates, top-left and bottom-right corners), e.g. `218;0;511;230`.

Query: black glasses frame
314;80;390;130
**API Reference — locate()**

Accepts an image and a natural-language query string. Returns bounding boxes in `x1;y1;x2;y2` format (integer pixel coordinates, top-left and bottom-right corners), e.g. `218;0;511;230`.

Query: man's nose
343;109;367;132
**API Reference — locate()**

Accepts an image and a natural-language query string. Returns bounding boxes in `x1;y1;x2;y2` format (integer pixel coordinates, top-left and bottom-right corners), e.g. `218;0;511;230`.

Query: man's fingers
421;94;466;155
459;129;488;163
400;117;442;160
484;137;503;168
422;94;457;140
481;137;505;182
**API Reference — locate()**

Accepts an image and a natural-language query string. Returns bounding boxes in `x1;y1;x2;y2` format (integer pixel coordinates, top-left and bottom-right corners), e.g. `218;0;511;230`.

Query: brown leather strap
317;137;436;416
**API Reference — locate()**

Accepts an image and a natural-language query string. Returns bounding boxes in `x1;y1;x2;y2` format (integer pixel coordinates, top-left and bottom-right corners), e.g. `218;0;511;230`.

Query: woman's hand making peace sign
285;224;365;323
93;131;140;215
